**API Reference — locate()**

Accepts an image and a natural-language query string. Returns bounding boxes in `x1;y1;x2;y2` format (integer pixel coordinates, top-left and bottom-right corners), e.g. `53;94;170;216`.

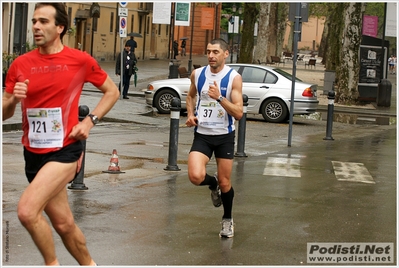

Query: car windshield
273;68;303;82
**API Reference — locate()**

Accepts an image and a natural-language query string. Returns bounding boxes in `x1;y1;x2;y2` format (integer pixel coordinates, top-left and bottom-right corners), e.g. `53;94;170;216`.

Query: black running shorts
23;141;83;183
190;131;235;159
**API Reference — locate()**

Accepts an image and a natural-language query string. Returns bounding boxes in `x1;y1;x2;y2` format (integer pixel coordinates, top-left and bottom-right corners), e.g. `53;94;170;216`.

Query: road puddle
301;112;396;125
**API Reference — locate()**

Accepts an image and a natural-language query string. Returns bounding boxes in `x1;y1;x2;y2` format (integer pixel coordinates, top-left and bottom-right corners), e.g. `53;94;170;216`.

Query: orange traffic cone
108;149;120;171
102;149;125;174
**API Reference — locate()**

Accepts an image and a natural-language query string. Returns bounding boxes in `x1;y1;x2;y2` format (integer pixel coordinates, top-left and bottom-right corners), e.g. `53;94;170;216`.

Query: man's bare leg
17;161;95;265
45;187;95;265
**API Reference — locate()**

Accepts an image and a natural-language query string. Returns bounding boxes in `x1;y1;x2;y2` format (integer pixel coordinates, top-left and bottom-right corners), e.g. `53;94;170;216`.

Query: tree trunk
324;3;345;72
253;3;270;64
319;19;328;62
239;3;259;63
267;3;278;57
276;3;288;56
335;3;365;104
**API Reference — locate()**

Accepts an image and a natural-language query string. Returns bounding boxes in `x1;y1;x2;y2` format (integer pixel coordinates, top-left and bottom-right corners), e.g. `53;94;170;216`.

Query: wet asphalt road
2;106;396;266
2;56;397;266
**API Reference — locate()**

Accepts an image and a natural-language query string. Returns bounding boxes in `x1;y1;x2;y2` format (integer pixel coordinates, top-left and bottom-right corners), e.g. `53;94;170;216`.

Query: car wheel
154;89;179;114
260;98;288;123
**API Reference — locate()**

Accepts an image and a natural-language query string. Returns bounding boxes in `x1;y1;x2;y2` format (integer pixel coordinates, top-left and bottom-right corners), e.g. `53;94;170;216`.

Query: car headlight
147;84;154;90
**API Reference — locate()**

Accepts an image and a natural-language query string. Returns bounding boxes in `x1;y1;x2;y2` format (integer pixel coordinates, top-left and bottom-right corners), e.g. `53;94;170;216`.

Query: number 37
202;109;213;118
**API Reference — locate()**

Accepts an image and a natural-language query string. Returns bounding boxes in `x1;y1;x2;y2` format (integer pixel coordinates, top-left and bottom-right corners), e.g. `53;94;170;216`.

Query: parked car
145;63;319;123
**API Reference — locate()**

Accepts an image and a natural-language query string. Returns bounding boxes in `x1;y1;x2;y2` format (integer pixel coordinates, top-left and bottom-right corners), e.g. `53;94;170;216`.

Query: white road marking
332;161;375;184
263;157;301;178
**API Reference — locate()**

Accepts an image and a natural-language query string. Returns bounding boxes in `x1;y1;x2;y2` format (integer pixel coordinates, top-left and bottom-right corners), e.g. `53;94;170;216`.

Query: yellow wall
284;16;326;52
63;2;170;61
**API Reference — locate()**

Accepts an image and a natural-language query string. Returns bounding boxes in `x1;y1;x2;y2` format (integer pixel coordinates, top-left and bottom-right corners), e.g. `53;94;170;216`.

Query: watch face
89;114;98;124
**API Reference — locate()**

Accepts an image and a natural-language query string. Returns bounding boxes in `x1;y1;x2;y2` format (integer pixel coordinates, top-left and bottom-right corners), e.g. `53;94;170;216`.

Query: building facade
171;3;222;56
2;2;221;63
2;2;322;64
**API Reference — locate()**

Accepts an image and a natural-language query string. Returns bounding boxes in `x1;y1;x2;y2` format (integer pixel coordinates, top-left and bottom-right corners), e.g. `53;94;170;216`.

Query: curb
4;105;395;133
316;105;396;118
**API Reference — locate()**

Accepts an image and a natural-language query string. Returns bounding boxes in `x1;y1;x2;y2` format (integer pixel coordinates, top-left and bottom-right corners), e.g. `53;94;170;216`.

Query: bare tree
253;3;270;64
275;3;288;57
267;3;278;57
323;3;345;71
239;3;259;63
335;3;365;104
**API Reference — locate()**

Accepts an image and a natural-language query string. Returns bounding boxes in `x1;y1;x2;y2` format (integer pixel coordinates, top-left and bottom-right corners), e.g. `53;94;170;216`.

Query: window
241;67;267;83
230;65;240;73
264;72;277;84
110;12;114;33
273;68;302;82
139;15;143;34
130;15;134;32
158;24;161;36
68;7;72;29
146;16;150;34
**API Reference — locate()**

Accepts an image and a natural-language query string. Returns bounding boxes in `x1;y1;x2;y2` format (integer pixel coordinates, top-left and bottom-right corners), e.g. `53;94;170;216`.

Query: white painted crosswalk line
332;161;375;184
263;157;301;178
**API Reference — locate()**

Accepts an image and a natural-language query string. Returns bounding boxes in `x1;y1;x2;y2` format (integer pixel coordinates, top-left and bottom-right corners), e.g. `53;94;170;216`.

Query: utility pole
287;3;308;147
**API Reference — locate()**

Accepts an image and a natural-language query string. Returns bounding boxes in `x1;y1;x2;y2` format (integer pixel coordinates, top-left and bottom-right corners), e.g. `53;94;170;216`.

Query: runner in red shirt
5;46;108;153
2;3;119;266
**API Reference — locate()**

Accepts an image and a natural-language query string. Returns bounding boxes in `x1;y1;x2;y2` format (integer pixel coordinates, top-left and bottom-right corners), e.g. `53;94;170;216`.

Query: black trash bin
168;60;180;79
377;79;392;107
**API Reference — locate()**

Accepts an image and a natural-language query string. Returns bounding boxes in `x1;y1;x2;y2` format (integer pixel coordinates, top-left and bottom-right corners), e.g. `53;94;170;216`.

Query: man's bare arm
2;79;29;121
69;76;119;140
3;92;18;121
217;75;243;120
185;71;198;127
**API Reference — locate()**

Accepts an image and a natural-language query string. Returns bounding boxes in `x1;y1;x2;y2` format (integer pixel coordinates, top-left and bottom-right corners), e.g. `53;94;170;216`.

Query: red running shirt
5;46;108;154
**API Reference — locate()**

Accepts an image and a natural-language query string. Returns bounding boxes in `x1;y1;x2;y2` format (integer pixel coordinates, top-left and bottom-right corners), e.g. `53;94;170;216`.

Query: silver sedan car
145;63;319;123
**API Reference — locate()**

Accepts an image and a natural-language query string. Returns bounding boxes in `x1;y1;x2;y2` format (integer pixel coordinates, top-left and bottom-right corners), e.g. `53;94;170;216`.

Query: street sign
118;7;128;17
119;2;127;8
119;17;127;37
228;16;239;34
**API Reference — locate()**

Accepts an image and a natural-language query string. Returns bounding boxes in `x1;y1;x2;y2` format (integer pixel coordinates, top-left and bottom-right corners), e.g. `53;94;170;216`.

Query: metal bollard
235;94;248;157
68;105;89;190
323;90;335;141
165;98;181;171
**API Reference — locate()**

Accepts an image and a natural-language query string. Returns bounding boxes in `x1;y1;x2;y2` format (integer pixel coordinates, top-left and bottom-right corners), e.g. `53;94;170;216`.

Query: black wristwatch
88;114;99;125
216;96;224;103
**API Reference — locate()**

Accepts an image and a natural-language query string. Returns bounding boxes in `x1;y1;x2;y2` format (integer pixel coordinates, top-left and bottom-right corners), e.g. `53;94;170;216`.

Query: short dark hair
35;3;69;40
209;38;229;52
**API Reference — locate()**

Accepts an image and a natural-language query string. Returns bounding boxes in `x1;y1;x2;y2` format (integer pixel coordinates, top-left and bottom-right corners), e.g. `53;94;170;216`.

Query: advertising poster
201;7;214;30
359;45;384;84
362;15;378;37
385;2;397;37
153;2;171;24
175;2;190;26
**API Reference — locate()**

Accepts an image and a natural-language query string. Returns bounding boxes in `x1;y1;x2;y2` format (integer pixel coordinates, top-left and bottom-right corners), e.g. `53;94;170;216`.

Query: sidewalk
98;54;398;119
101;54;327;95
101;54;210;94
2;54;396;132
